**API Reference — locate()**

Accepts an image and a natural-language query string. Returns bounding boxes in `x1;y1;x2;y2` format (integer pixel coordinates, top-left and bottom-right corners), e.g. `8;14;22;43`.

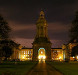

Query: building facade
10;11;64;61
12;43;78;61
16;47;63;61
9;11;78;61
62;43;78;61
19;48;33;61
51;48;63;61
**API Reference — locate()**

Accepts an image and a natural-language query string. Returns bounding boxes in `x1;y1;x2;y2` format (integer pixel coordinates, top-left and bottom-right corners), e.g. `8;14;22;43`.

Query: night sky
0;0;78;48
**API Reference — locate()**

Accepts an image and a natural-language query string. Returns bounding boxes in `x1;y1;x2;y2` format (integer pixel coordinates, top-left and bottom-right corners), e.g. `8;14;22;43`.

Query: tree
2;46;13;60
71;45;78;57
69;11;78;42
0;15;20;61
0;40;19;60
0;15;11;61
0;15;11;39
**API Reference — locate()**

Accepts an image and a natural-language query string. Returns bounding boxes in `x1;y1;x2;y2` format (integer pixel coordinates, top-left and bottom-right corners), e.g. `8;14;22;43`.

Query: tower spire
36;10;48;37
40;10;45;18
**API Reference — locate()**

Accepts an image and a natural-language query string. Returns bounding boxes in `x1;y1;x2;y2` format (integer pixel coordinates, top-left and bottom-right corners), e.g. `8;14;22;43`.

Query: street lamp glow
38;55;46;59
77;56;78;59
22;57;24;58
59;56;62;59
43;56;46;59
73;56;75;58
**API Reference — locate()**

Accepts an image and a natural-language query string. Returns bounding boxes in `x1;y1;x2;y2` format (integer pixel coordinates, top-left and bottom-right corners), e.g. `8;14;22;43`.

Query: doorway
38;48;46;61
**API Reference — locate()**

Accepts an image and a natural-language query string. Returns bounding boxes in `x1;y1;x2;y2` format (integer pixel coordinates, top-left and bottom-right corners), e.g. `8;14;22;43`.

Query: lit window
22;51;23;53
26;51;27;54
30;51;31;54
22;57;24;58
28;51;29;54
59;56;62;59
24;51;25;54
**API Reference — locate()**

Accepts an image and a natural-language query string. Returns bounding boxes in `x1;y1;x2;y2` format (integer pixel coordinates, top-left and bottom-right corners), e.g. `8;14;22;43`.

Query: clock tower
32;11;52;61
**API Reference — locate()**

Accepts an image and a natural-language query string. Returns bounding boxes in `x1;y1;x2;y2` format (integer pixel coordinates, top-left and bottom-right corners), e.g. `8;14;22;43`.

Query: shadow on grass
2;72;15;75
0;61;38;75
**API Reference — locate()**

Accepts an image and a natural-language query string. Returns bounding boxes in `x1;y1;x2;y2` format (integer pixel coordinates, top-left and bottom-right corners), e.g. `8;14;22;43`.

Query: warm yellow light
59;56;62;59
22;57;24;58
38;55;46;59
38;55;41;59
22;55;25;59
38;56;40;59
77;56;78;59
73;56;75;58
43;56;46;59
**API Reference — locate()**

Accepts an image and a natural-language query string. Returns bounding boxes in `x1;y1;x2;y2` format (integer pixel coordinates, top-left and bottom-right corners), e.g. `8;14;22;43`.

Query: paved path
27;61;63;75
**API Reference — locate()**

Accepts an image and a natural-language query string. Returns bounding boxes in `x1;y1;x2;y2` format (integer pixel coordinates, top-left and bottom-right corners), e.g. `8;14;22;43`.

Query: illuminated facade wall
62;43;78;61
17;47;64;61
8;43;78;61
19;48;33;61
51;48;63;61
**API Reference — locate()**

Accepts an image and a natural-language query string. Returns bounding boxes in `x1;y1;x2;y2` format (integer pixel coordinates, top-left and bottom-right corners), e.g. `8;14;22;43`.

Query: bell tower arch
32;11;52;61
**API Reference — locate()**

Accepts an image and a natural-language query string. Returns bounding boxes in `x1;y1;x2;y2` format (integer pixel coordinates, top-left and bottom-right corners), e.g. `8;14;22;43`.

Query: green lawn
47;61;78;75
0;61;37;75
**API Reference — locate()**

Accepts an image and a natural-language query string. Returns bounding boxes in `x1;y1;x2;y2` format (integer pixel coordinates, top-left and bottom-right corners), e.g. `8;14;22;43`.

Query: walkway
27;61;63;75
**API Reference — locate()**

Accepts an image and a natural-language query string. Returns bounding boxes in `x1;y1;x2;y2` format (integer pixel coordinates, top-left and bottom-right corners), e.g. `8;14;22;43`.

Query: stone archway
38;48;46;60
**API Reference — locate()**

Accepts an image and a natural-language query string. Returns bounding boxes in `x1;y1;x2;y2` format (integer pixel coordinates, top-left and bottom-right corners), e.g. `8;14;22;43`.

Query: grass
0;61;37;75
46;61;78;75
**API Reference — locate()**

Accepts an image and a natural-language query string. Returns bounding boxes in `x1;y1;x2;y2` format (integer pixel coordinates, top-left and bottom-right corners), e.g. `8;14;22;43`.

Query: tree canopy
0;15;11;39
0;40;20;59
0;15;19;60
71;45;78;56
69;11;78;43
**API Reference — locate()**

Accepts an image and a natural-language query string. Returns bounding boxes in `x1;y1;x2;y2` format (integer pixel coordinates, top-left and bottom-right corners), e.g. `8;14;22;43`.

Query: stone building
15;11;63;61
32;11;52;61
51;48;63;61
62;42;78;61
9;11;64;61
6;11;78;61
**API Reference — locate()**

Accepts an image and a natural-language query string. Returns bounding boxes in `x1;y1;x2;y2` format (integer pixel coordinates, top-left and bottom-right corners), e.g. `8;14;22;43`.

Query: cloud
0;0;78;47
9;21;36;31
48;22;70;32
13;38;68;48
0;0;78;24
9;21;70;41
9;21;36;39
48;22;70;40
10;29;36;39
12;38;34;48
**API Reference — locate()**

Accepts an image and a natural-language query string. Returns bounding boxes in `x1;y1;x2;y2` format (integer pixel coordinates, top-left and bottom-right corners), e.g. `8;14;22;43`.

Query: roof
22;47;32;49
21;47;62;49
